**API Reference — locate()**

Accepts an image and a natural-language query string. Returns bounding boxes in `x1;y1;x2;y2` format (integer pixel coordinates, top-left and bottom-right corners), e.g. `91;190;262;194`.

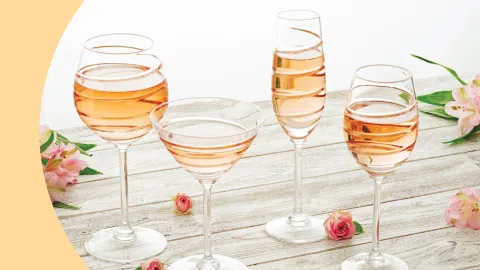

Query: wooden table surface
57;74;480;270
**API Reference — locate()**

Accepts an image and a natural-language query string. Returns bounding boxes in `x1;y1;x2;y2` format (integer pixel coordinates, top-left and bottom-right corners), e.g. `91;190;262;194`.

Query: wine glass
150;98;265;270
74;33;168;263
341;65;418;270
265;10;327;243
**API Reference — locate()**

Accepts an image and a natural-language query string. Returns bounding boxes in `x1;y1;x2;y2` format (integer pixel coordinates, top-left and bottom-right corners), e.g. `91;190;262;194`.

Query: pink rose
173;193;194;215
140;259;164;270
323;210;356;240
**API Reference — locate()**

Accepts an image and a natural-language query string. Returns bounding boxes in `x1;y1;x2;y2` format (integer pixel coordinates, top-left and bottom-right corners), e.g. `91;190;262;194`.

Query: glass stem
115;146;135;241
197;182;219;270
367;176;386;266
288;139;308;226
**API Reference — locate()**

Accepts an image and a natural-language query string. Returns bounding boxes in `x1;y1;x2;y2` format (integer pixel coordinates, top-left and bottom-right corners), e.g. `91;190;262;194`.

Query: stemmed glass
150;98;265;270
74;33;168;263
342;65;418;270
265;10;327;243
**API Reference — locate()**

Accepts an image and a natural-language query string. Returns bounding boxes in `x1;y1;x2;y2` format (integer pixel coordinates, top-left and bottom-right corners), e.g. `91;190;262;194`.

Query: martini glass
150;98;265;270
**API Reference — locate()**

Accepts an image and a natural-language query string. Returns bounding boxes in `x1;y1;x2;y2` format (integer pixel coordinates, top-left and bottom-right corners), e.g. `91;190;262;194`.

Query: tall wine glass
265;10;327;243
74;33;168;263
342;65;418;270
150;98;265;270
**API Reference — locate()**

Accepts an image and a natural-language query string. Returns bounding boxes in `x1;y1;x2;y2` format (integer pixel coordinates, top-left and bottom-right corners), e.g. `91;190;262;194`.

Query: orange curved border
0;0;85;269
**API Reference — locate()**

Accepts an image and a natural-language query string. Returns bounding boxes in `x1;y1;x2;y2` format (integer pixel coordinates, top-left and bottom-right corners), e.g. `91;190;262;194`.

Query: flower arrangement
406;54;480;143
40;125;102;209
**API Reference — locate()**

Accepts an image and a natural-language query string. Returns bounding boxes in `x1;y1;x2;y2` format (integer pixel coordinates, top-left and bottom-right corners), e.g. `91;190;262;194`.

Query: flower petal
467;209;480;230
47;185;67;203
448;200;468;220
444;101;473;119
458;116;475;136
452;87;470;102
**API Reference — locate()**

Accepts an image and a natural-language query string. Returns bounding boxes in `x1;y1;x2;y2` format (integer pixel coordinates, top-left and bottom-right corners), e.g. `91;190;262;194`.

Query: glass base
341;253;408;270
264;216;326;244
84;226;167;263
167;254;247;270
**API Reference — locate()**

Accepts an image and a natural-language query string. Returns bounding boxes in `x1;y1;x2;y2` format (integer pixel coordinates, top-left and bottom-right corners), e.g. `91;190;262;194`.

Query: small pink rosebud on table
173;193;194;215
323;209;357;240
138;258;164;270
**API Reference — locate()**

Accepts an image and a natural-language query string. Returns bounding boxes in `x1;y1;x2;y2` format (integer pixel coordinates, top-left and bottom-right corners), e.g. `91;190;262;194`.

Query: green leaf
73;142;97;152
417;90;454;106
41;159;48;165
53;201;81;210
56;132;96;156
411;54;467;86
135;267;142;270
443;125;480;144
353;221;364;235
399;92;409;103
80;167;103;175
40;130;55;153
419;108;457;120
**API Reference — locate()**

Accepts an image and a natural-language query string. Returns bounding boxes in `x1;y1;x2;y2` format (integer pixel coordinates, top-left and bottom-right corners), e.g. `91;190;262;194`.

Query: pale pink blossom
41;143;60;159
467;189;480;230
39;125;50;136
445;85;480;135
323;209;356;240
46;185;67;203
42;143;87;202
470;74;480;96
445;187;480;230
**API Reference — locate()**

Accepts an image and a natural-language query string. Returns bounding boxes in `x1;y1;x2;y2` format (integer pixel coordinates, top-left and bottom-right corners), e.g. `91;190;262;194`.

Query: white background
41;0;480;130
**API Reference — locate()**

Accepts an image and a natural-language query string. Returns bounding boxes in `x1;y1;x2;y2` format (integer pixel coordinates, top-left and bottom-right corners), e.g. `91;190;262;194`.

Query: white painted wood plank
249;228;480;270
79;188;480;269
62;151;480;257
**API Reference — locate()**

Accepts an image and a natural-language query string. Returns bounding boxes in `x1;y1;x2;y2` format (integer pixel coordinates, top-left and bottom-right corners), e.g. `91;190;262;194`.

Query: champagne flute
265;10;327;243
150;98;265;270
74;33;168;263
342;65;418;270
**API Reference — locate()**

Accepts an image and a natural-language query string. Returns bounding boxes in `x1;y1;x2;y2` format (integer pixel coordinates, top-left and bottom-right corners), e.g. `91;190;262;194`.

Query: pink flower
445;187;480;230
39;125;50;136
173;193;194;215
323;209;356;240
471;74;480;95
46;184;67;203
445;81;480;135
140;259;164;270
41;143;60;159
42;143;87;202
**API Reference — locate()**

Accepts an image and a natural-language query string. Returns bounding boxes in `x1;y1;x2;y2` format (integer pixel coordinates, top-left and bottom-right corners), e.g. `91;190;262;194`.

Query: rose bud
173;193;194;215
139;258;164;270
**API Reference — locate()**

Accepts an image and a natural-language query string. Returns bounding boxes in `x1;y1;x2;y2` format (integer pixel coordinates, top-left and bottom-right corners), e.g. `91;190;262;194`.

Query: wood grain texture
80;189;480;269
53;74;480;269
63;151;480;257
